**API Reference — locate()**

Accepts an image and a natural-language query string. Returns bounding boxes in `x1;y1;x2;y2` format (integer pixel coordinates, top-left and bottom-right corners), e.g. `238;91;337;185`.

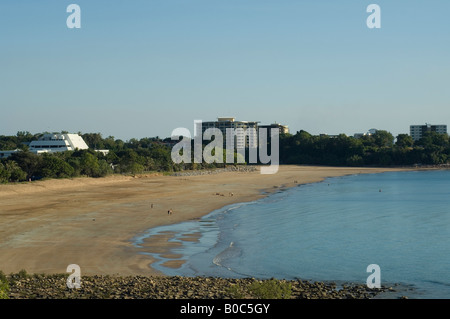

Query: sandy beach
0;165;409;277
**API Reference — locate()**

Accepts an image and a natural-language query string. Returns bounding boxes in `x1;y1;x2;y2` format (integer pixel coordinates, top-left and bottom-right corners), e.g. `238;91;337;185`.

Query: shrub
5;161;27;182
18;269;29;279
0;271;7;283
226;284;246;299
0;271;9;299
247;279;292;299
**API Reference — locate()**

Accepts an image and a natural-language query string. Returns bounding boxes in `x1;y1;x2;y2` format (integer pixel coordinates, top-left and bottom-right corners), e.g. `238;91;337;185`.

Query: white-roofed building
28;133;89;152
0;133;91;159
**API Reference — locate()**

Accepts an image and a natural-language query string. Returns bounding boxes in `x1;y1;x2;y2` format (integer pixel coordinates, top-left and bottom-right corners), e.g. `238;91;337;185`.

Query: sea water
133;170;450;298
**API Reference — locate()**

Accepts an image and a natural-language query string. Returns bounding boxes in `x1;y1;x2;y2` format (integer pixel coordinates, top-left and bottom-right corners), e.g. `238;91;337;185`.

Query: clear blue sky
1;1;449;140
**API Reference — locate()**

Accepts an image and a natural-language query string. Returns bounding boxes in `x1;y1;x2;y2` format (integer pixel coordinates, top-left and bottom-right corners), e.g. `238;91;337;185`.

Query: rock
5;273;388;300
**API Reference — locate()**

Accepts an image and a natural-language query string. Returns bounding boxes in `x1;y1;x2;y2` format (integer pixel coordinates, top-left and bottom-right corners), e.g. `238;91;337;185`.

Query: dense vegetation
0;132;226;183
1;129;449;183
279;130;450;166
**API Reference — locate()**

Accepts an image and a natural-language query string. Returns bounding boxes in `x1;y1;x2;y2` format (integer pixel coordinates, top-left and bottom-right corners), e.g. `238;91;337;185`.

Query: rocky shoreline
2;272;406;299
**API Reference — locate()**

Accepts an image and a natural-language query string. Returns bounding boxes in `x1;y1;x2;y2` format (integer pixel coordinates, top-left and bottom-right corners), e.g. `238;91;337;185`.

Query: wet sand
0;165;410;276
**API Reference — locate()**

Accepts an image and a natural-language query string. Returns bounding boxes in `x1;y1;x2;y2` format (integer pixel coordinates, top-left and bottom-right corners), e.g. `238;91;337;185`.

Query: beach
0;165;409;277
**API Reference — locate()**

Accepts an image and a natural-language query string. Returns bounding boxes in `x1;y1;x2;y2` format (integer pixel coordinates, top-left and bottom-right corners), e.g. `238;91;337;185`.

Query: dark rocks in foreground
4;273;400;299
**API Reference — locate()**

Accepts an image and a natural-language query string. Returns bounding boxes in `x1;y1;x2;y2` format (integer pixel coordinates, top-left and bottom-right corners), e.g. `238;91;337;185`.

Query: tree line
279;130;450;166
0;132;226;183
1;129;449;183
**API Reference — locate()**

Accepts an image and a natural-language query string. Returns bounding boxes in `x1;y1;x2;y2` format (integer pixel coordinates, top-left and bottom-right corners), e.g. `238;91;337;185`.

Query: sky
1;0;450;141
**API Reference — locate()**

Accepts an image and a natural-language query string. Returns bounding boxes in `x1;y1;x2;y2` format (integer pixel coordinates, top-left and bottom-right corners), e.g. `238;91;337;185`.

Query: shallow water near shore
134;170;450;299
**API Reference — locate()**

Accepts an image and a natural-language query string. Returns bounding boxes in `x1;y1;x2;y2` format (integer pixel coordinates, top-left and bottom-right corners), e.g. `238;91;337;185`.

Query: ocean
133;170;450;299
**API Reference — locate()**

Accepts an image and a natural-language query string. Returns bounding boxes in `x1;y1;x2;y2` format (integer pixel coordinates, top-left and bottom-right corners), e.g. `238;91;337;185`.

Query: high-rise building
197;117;259;149
410;124;447;141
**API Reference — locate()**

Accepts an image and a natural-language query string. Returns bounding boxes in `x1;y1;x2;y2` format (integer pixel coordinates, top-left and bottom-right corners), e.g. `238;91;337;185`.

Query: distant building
258;123;289;135
353;128;378;139
0;150;21;159
0;133;94;159
29;133;89;152
410;124;447;141
197;117;259;149
320;134;339;138
197;117;289;149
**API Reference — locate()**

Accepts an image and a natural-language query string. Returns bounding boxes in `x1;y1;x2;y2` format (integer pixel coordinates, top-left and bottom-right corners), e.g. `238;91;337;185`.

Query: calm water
133;170;450;298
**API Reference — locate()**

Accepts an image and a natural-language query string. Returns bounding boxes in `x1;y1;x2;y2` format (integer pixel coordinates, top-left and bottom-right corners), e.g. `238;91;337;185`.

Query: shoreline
134;166;422;275
0;165;414;277
4;272;403;299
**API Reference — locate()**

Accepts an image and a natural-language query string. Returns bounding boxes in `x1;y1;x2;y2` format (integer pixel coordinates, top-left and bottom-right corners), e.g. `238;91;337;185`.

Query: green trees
5;161;27;182
0;132;184;183
0;131;35;151
2;129;450;184
78;151;112;177
80;152;101;177
279;130;450;166
0;161;27;182
373;130;394;148
395;134;414;148
8;152;43;179
0;271;9;299
41;154;75;178
414;132;450;164
0;163;11;183
81;133;105;149
280;132;365;166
